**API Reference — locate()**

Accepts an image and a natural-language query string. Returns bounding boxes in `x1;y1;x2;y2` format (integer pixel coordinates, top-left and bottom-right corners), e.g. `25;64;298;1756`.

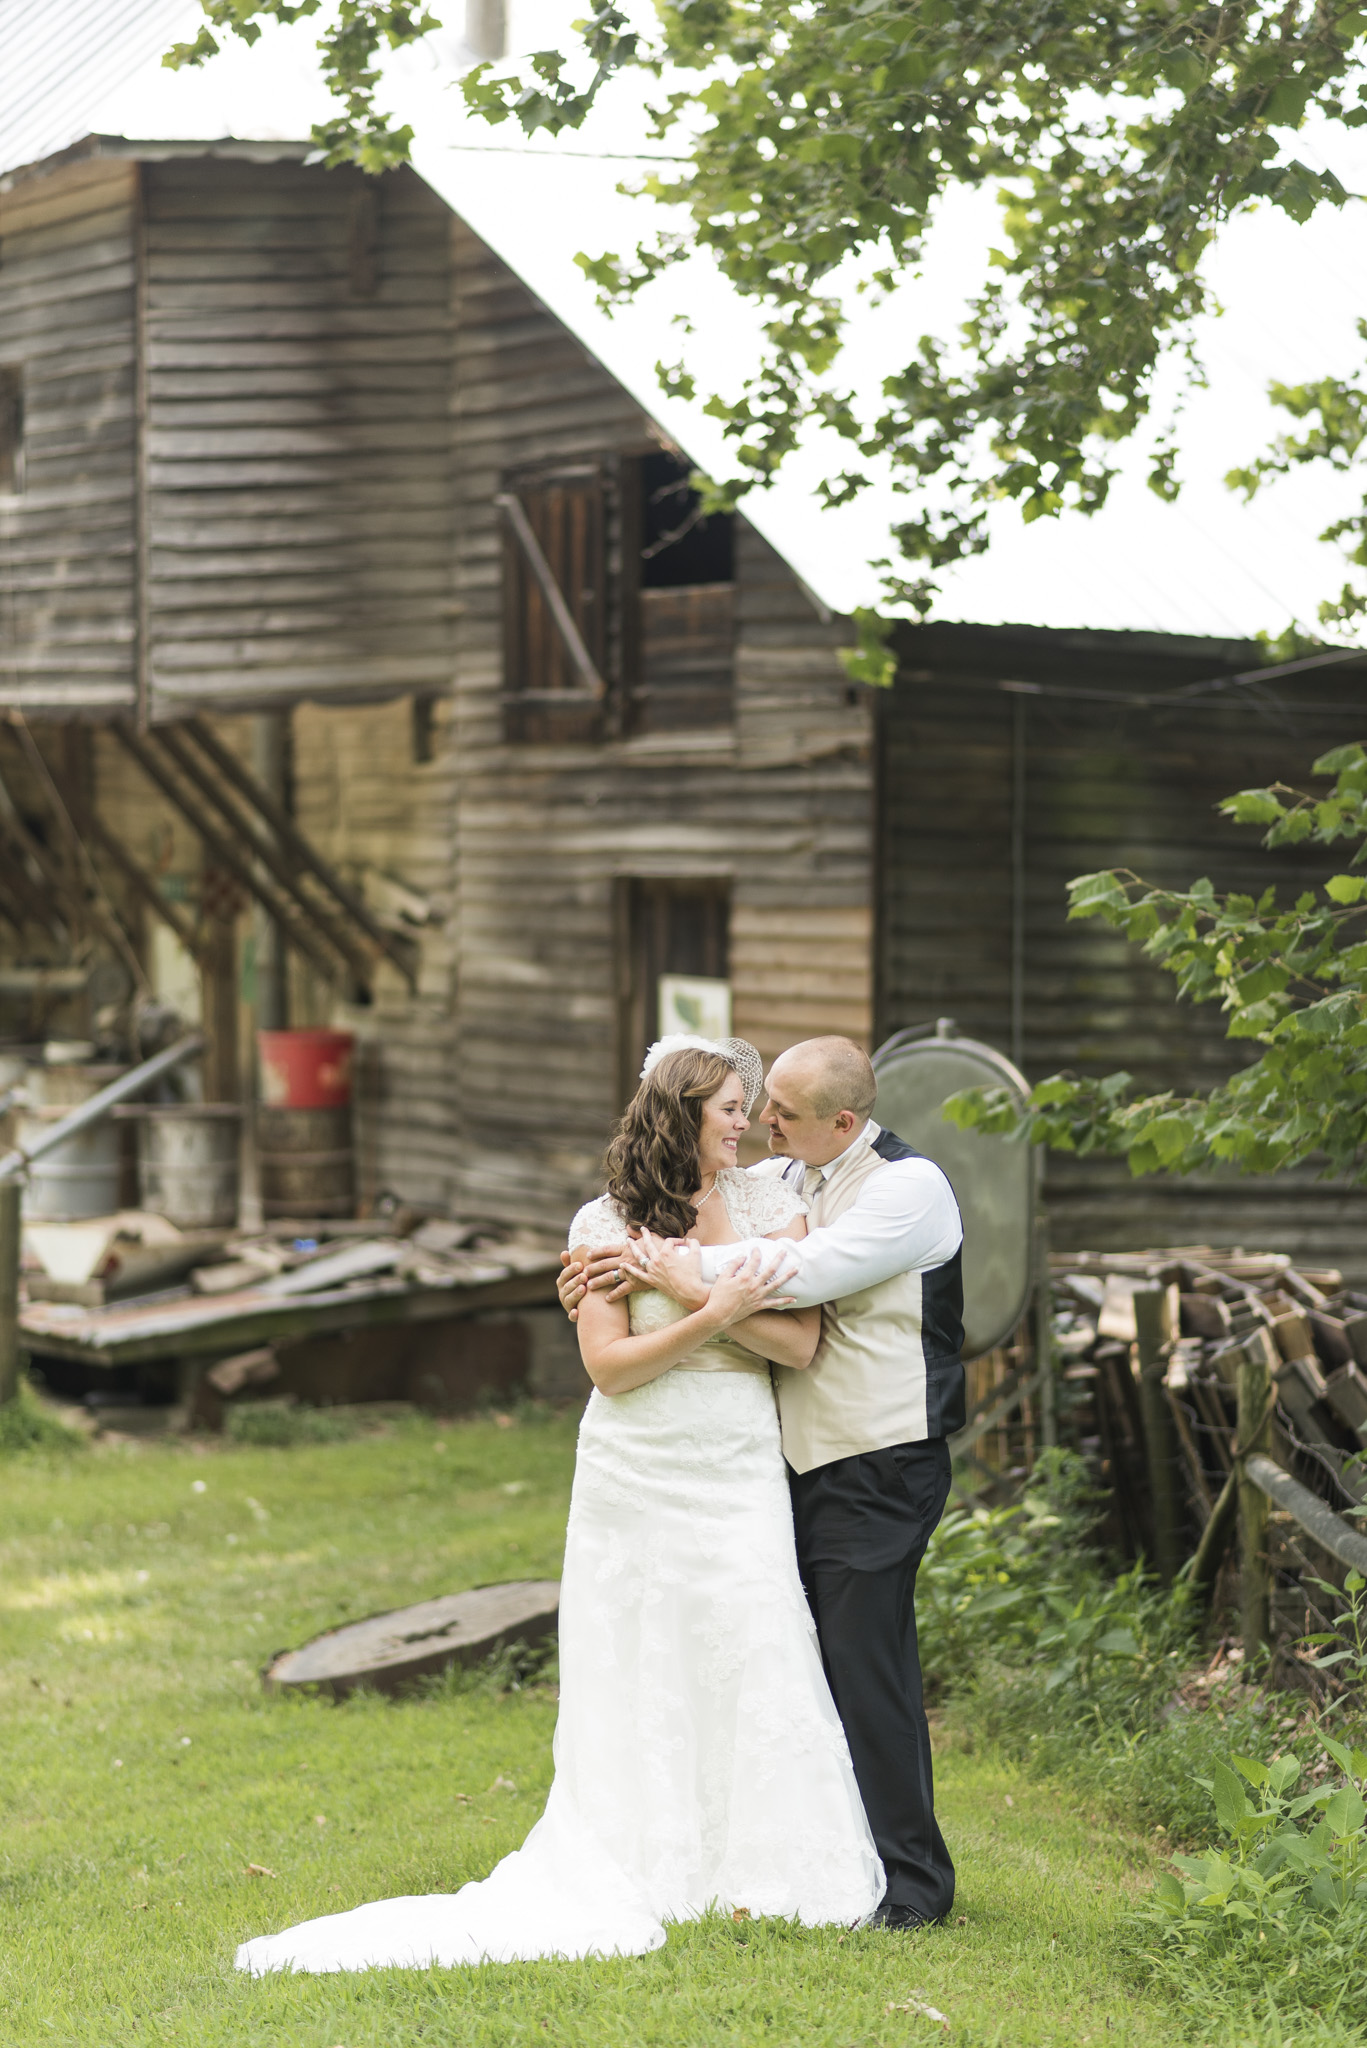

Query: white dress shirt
695;1122;962;1308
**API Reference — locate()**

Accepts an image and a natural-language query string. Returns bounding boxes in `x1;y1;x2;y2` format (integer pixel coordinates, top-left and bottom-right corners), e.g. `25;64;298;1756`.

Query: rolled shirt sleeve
697;1157;962;1309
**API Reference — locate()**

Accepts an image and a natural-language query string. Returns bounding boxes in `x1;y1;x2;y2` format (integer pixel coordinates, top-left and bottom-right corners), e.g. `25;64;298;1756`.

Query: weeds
0;1376;86;1454
1134;1735;1367;2029
223;1399;369;1447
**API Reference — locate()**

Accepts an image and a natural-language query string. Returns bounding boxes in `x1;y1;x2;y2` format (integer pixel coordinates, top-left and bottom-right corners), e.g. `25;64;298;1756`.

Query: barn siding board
877;633;1367;1277
0;159;138;713
141;156;454;718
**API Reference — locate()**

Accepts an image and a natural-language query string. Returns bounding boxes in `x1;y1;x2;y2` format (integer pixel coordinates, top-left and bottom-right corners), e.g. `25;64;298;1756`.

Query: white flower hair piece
639;1034;765;1114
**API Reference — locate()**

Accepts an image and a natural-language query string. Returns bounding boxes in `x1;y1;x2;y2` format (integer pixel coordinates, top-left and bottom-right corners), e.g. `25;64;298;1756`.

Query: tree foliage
945;744;1367;1181
166;3;442;172
175;1;1367;620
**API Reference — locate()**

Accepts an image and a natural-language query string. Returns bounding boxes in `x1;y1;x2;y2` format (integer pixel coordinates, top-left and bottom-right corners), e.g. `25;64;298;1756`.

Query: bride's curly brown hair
605;1047;738;1238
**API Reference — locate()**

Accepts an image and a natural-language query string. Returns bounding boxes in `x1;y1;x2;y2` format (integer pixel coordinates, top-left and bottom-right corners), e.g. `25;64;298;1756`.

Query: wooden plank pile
1051;1248;1367;1565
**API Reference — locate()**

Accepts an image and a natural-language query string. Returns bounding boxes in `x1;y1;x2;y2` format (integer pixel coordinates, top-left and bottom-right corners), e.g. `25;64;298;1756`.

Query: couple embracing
238;1033;964;1975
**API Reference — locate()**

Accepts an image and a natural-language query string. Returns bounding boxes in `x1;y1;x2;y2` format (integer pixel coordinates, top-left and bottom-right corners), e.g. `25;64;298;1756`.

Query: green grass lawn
2;1412;1187;2047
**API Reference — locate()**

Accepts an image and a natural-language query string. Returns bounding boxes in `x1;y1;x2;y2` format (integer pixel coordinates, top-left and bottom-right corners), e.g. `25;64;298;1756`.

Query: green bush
1135;1735;1367;2028
0;1378;85;1454
922;1451;1277;1840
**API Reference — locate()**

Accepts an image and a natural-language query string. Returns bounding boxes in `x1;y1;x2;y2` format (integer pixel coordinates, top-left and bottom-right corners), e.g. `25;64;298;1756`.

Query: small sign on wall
657;974;732;1041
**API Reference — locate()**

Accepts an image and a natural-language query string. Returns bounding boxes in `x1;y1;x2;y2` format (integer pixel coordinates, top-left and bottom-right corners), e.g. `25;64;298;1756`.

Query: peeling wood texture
876;625;1367;1281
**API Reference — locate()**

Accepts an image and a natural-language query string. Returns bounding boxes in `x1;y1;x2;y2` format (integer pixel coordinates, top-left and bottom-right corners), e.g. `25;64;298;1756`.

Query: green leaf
1325;874;1367;904
1267;1755;1301;1796
1067;872;1132;919
1222;789;1286;826
1213;1761;1251;1832
1325;1785;1367;1835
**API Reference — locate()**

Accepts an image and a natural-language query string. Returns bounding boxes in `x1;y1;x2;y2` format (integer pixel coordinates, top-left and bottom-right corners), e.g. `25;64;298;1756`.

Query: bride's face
696;1071;748;1178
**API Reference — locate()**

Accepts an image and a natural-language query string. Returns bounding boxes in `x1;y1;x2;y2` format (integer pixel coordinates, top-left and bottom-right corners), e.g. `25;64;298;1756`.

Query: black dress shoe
866;1901;947;1931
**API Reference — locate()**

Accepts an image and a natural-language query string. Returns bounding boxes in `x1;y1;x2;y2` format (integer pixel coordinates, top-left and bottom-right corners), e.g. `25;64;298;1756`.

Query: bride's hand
704;1247;796;1329
622;1229;709;1309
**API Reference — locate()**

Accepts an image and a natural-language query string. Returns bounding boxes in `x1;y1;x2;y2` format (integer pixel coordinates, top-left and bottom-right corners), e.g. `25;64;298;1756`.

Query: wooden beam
5;718;147;995
153;724;376;988
0;1180;20;1407
1134;1286;1182;1584
87;812;203;959
1246;1453;1367;1579
110;723;343;986
495;491;607;700
1238;1346;1273;1659
183;716;417;989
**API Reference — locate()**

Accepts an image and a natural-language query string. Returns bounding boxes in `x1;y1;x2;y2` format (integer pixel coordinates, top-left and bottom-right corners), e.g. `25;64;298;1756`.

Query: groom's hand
558;1244;638;1322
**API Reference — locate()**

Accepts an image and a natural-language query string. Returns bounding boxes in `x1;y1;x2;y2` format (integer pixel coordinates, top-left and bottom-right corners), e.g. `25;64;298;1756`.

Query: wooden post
200;867;240;1105
0;1178;21;1406
1134;1285;1181;1583
1237;1345;1273;1662
1034;1213;1057;1451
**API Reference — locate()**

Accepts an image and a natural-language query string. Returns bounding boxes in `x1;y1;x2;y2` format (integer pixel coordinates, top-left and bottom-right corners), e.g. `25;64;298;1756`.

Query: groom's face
761;1055;860;1167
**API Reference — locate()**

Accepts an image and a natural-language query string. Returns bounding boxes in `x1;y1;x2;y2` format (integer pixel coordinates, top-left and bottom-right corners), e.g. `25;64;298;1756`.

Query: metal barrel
130;1104;242;1229
0;1035;206;1184
18;1109;121;1220
257;1104;354;1219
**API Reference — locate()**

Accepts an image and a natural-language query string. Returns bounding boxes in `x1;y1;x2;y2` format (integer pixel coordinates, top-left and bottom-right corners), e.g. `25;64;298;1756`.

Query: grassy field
2;1411;1194;2048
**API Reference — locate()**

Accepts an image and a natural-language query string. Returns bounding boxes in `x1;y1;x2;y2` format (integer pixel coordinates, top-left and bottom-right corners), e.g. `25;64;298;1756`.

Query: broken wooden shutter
502;466;608;743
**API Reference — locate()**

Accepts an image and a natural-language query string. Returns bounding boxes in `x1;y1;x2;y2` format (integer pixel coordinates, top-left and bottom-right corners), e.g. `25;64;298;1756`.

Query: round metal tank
257;1104;355;1219
132;1104;242;1228
871;1020;1037;1360
18;1108;121;1221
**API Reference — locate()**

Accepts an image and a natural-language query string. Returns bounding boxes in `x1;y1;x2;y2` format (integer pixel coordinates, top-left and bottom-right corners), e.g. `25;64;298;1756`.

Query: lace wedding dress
236;1168;882;1975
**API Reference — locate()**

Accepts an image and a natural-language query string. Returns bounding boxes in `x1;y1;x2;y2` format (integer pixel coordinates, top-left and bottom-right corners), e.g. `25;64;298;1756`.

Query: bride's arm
622;1224;820;1371
724;1221;820;1370
574;1245;791;1397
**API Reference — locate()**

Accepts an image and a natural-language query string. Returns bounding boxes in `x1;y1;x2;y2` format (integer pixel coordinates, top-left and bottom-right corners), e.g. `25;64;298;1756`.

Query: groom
557;1034;965;1931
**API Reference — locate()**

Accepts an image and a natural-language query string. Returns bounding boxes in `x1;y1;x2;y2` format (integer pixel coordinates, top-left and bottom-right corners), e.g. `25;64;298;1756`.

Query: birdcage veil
639;1034;765;1114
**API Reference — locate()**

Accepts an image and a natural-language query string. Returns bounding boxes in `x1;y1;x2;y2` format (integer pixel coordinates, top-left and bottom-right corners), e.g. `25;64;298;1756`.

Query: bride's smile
695;1077;749;1183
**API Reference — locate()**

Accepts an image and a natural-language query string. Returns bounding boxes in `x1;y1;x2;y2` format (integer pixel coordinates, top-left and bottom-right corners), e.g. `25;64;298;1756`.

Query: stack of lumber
1050;1248;1367;1549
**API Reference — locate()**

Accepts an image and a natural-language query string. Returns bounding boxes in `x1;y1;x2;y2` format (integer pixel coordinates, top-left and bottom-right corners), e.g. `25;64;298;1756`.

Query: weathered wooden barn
1;133;1365;1275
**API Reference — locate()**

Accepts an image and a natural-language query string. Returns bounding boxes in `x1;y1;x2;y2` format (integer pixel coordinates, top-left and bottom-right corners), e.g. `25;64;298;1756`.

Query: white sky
7;0;1367;640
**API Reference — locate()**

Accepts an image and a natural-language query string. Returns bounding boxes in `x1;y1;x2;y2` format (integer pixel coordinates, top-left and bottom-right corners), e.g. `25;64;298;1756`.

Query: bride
236;1036;882;1974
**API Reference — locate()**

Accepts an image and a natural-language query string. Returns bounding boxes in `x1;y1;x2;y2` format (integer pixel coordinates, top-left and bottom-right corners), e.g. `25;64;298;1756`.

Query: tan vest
775;1133;961;1475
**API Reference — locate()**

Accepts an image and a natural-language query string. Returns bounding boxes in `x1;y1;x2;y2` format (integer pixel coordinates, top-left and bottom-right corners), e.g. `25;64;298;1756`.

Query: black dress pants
788;1438;954;1920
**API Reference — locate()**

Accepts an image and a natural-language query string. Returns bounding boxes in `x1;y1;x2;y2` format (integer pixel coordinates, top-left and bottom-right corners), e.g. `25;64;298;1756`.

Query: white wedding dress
236;1168;882;1975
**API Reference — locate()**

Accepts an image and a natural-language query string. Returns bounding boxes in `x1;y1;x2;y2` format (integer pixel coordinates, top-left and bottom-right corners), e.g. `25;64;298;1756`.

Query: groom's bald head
762;1037;877;1165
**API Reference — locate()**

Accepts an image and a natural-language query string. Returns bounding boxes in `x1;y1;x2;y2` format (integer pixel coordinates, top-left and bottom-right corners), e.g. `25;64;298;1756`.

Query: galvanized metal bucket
18;1108;121;1220
130;1105;242;1229
257;1104;354;1219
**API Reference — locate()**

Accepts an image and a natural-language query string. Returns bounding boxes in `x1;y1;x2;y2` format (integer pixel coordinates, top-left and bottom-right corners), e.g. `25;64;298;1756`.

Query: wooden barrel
257;1104;354;1219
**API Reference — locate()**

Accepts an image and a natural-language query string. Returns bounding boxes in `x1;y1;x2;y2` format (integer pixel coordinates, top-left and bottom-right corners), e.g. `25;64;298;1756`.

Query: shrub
0;1378;86;1454
1135;1735;1367;2028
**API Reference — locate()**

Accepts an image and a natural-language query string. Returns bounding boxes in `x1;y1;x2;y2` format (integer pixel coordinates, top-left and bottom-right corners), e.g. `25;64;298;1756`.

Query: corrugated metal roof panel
0;0;200;176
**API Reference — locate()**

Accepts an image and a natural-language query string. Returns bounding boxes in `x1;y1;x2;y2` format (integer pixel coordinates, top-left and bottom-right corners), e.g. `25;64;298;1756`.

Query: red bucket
257;1029;354;1110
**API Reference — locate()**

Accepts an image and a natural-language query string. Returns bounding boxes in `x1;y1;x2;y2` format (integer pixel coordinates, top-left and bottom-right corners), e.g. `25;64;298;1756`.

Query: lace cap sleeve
720;1166;807;1239
567;1195;627;1253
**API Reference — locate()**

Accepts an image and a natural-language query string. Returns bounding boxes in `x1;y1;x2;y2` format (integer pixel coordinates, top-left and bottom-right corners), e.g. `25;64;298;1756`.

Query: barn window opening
625;452;735;734
639;453;734;587
0;368;24;494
